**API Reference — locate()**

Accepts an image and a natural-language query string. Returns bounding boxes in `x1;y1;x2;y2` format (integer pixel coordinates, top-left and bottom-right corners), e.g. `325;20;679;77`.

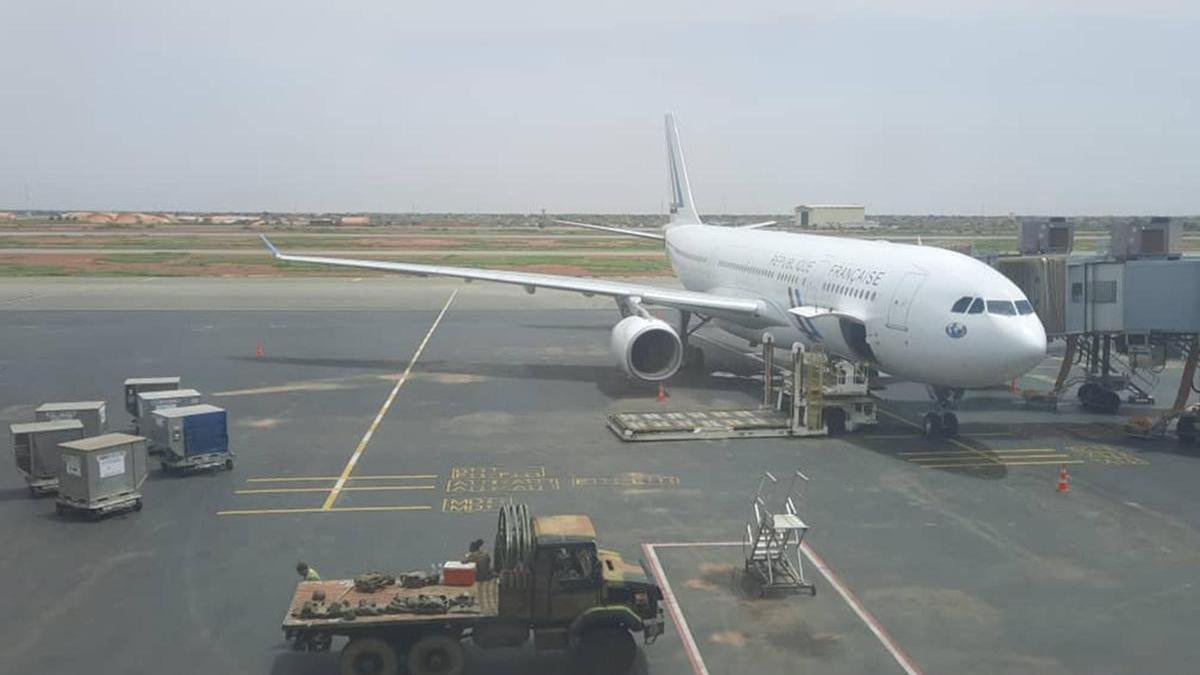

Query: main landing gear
922;386;964;437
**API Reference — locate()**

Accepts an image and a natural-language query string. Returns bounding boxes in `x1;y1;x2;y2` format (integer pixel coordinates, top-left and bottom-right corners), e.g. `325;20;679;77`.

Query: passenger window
1015;300;1035;315
951;296;972;313
968;298;984;314
986;300;1016;316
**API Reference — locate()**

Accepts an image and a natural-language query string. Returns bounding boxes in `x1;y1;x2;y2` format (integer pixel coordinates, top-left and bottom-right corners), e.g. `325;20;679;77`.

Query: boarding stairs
742;471;815;596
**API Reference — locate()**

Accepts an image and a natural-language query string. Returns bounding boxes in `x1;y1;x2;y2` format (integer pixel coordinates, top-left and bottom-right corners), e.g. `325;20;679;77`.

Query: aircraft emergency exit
261;114;1046;436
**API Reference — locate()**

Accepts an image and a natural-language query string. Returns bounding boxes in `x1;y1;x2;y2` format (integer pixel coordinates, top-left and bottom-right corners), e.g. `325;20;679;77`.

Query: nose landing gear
922;386;963;437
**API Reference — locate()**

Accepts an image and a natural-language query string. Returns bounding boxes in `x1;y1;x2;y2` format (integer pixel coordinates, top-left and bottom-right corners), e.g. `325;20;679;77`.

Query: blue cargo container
153;404;233;472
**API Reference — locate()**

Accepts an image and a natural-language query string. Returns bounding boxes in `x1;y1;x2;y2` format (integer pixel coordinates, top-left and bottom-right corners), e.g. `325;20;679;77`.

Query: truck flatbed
283;578;499;631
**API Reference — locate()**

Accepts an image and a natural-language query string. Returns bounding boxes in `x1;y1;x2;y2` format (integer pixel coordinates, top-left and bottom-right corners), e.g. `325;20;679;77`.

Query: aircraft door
885;272;926;331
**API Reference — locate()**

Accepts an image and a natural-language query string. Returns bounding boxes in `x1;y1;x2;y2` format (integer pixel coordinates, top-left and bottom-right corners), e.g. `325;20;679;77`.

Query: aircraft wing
260;235;762;316
550;219;664;241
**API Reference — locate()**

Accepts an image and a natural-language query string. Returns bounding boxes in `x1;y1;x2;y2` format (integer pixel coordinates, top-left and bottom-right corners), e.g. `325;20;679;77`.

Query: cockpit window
987;300;1017;316
951;297;972;313
968;298;985;314
1015;300;1035;315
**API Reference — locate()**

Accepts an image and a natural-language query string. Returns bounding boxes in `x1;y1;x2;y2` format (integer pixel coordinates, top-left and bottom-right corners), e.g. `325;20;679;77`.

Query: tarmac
3;277;1200;675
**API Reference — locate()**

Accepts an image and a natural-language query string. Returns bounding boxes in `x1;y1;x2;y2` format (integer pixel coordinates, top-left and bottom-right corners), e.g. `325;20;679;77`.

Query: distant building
794;204;867;228
338;215;370;226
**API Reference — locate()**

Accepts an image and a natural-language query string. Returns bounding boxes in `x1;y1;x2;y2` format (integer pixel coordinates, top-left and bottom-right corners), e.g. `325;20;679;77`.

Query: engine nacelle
610;315;683;382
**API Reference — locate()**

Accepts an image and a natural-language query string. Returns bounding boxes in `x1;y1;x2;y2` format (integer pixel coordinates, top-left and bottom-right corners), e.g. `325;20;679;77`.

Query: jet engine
610;315;683;382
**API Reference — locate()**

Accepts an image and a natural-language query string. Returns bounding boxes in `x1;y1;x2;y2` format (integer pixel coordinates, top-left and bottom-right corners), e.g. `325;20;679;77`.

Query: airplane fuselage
664;224;1047;388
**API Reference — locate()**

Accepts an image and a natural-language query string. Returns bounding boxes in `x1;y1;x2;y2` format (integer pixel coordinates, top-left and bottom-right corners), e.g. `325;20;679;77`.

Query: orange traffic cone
656;382;668;403
255;340;264;358
1056;465;1070;493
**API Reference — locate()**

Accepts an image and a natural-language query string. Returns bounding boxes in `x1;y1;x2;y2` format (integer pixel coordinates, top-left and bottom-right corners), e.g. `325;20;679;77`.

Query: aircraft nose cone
1011;319;1048;374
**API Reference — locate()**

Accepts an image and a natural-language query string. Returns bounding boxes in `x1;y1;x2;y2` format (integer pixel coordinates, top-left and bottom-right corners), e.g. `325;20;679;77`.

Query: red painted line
646;541;923;675
641;543;709;675
801;541;924;675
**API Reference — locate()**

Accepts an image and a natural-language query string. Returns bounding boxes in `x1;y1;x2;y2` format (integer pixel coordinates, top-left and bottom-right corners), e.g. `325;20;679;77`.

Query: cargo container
10;420;85;495
35;401;107;437
135;388;201;448
123;376;181;416
56;433;148;518
154;404;233;473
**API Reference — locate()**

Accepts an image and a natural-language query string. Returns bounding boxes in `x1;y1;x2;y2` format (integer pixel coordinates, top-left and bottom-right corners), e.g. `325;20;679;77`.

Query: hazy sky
2;1;1197;215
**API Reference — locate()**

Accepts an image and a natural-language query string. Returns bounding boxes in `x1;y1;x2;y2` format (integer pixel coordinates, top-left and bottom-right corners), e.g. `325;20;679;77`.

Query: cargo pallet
55;491;143;520
161;451;234;474
607;408;821;441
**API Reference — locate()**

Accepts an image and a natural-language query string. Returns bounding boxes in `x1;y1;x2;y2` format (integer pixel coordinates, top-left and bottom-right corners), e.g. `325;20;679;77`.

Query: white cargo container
123;376;181;416
56;433;148;518
11;420;86;495
135;388;201;448
35;401;107;437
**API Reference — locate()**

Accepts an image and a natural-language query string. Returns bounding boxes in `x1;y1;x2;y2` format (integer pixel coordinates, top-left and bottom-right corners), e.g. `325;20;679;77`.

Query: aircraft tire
922;412;943;437
940;412;959;437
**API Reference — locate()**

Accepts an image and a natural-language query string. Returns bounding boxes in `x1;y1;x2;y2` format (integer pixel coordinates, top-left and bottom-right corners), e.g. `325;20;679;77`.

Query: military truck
281;504;665;675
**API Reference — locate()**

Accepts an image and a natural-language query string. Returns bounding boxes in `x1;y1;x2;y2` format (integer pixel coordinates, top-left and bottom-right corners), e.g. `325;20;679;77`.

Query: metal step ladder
742;470;816;596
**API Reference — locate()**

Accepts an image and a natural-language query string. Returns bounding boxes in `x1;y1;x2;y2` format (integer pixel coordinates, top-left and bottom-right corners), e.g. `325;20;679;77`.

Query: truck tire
406;634;464;675
340;637;399;675
574;627;636;675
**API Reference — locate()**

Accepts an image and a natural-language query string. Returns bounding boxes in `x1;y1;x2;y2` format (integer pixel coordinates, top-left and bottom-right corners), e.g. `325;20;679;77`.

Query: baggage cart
123;376;181;416
135;388;201;449
35;401;108;437
56;433;148;519
154;404;234;473
11;419;85;495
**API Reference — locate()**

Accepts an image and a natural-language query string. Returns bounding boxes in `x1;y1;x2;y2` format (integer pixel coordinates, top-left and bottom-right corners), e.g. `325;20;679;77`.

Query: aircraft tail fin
665;113;702;226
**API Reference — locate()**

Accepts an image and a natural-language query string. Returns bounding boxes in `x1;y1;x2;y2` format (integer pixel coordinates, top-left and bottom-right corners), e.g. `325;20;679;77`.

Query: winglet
259;234;280;257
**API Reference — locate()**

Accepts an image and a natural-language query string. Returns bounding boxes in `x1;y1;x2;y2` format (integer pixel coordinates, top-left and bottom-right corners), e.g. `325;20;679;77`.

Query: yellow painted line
218;505;432;516
342;485;436;492
908;455;1070;464
866;431;1013;440
246;474;438;483
321;290;457;511
236;485;436;495
898;448;1059;457
918;459;1085;469
217;507;328;516
877;408;924;431
236;487;331;494
945;437;1001;464
326;505;433;513
878;407;1001;465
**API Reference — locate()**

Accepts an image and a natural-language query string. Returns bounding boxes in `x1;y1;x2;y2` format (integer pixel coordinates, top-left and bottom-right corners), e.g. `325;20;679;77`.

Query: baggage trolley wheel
133;499;143;512
225;458;235;471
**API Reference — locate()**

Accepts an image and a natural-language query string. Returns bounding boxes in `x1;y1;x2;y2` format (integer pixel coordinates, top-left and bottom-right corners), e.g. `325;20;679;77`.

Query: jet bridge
996;218;1200;435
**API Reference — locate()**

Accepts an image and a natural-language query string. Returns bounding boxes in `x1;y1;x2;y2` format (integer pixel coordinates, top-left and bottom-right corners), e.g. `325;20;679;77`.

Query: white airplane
260;114;1046;437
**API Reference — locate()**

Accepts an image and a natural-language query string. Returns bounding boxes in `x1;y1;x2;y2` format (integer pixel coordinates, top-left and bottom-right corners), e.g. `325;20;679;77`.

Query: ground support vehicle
281;504;664;675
